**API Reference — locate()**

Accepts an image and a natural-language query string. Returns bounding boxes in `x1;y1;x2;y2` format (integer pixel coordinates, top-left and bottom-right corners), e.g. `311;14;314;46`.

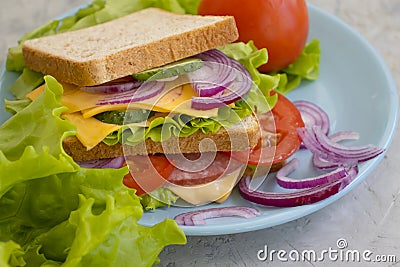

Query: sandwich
20;8;277;207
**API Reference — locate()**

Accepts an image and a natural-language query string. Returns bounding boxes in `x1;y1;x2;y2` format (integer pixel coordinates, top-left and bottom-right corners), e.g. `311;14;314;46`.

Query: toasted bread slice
22;8;238;86
63;115;260;162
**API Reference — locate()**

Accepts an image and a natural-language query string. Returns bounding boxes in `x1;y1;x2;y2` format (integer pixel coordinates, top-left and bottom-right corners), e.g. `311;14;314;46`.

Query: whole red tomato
198;0;309;73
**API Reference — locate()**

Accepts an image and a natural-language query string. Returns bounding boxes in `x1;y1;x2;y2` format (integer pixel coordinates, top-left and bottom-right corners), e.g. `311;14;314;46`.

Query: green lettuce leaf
0;170;186;266
105;102;252;147
64;193;185;266
141;187;180;210
24;192;185;267
7;69;44;100
0;241;25;267
275;39;321;94
0;76;79;197
177;0;201;14
4;99;31;115
0;74;186;266
0;167;131;244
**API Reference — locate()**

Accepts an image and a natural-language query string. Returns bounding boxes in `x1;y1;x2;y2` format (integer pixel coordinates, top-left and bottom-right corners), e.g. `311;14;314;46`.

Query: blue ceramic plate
0;5;398;236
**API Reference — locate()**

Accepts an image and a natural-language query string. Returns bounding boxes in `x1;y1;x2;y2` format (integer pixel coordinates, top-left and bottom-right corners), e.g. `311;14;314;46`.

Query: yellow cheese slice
62;112;148;150
27;82;218;118
27;83;85;113
62;113;122;150
165;166;244;205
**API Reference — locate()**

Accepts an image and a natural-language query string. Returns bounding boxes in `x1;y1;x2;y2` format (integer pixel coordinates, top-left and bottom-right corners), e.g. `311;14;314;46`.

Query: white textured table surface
1;1;399;266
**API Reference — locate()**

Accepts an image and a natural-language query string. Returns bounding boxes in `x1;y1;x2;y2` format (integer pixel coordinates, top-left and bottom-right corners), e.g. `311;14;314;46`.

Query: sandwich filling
23;47;277;206
13;8;287;208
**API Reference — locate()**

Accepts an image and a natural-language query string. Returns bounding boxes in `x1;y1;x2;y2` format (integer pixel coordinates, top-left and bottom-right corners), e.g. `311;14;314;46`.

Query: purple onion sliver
81;80;143;94
276;158;349;189
328;131;360;143
174;206;260;226
298;126;384;165
293;100;330;135
312;155;342;170
101;156;125;168
77;156;125;169
239;176;344;207
313;131;360;169
97;81;165;105
191;50;252;110
339;165;359;191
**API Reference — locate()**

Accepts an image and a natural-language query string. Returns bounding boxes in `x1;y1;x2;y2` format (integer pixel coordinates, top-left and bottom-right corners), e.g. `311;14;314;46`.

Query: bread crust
22;8;239;86
63;115;261;162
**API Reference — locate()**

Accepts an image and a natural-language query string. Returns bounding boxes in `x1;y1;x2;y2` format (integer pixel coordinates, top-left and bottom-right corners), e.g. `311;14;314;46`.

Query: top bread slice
22;8;239;86
63;115;261;162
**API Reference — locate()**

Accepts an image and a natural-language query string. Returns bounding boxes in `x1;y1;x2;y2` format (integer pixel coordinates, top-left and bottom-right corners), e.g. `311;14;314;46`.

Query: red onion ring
174;206;260;226
81;77;143;94
297;126;384;166
189;61;236;97
191;50;252;110
276;158;349;189
293;100;330;135
328;131;360;142
238;165;358;207
313;131;361;169
96;81;165;105
293;100;329;149
77;156;125;169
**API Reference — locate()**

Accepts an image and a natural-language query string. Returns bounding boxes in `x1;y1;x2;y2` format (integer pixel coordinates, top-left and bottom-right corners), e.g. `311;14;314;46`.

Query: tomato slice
123;155;174;196
231;92;304;166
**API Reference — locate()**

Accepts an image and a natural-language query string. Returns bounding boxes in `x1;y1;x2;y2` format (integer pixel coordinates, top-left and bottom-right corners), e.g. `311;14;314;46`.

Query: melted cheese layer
165;166;244;205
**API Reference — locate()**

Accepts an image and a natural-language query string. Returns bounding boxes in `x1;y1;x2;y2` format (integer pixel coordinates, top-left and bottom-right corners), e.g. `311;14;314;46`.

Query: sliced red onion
312;156;344;170
190;50;252;110
293;100;329;149
195;49;232;63
276;158;349;189
96;81;165;105
293;100;330;135
239;166;358;207
313;131;361;169
314;128;378;156
174;206;260;226
190;49;235;97
297;126;384;166
77;156;125;169
81;77;144;94
328;131;360;142
189;61;236;97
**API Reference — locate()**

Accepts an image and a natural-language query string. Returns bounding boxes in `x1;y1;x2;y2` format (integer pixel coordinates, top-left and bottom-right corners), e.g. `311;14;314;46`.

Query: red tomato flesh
230;92;304;166
123;155;174;196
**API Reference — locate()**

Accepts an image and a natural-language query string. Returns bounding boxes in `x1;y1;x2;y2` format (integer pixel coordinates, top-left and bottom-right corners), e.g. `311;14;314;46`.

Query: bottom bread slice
63;115;261;162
